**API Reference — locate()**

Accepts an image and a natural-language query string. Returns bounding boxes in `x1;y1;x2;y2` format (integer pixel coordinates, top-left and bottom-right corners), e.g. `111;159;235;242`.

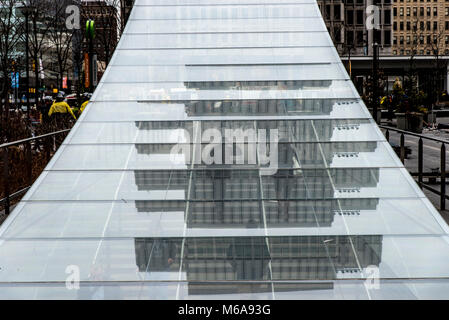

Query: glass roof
1;0;449;300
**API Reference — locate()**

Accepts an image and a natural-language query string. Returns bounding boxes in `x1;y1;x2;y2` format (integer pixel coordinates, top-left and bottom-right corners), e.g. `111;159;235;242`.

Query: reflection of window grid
139;236;384;282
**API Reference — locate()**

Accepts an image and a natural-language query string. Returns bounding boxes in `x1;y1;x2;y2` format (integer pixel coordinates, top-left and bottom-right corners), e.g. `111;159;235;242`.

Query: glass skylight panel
130;4;321;20
47;141;400;171
118;32;332;49
113;48;340;65
22;168;423;202
2;280;449;300
66;120;385;145
125;18;326;34
1;0;448;300
103;64;346;83
94;84;356;101
82;99;372;121
2;198;445;240
1;236;449;284
136;0;318;5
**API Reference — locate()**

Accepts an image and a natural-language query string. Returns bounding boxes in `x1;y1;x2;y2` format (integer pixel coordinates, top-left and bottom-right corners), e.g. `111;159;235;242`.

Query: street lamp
338;43;355;79
86;19;96;93
18;4;36;123
372;42;380;124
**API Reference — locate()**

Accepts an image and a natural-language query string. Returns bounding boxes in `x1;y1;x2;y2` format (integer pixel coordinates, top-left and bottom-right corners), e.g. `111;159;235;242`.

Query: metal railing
380;125;449;210
0;129;71;216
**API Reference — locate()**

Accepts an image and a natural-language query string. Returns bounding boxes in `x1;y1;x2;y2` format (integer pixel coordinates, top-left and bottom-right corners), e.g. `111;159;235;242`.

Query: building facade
120;0;134;27
81;1;119;81
392;0;449;56
317;0;393;56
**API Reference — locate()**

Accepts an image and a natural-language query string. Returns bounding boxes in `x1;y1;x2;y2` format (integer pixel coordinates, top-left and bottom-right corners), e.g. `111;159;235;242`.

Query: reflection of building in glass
134;198;378;228
134;235;383;294
185;80;333;90
133;169;379;200
135;119;371;144
184;99;335;117
135;197;379;229
133;118;381;228
132;110;383;295
136;99;359;117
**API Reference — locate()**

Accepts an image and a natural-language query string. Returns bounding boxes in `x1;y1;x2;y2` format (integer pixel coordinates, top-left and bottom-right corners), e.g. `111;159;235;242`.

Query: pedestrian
48;92;77;129
48;92;77;120
79;93;90;115
39;96;53;124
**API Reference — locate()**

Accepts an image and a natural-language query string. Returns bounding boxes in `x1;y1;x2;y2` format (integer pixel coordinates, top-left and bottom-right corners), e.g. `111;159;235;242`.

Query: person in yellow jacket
80;99;89;115
48;93;77;120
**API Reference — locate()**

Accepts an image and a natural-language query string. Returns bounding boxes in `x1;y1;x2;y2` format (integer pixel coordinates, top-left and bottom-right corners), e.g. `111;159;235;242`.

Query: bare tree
81;0;123;79
407;16;426;72
427;25;446;105
20;0;54;105
0;0;24;118
401;16;425;105
47;0;75;90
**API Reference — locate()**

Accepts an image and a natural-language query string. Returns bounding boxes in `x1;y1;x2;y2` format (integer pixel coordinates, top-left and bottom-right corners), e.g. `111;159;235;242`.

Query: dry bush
0;110;72;211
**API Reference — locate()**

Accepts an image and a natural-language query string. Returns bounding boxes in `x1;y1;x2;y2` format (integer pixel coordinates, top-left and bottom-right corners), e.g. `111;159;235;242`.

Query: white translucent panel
24;168;422;202
130;4;321;20
363;280;449;300
327;120;385;142
118;32;331;49
292;141;402;168
67;120;384;145
102;64;346;83
265;198;445;237
2;201;186;239
329;168;423;199
1;280;449;300
125;18;326;34
136;0;318;5
113;47;340;65
0;282;181;300
273;280;449;300
1;236;449;283
47;141;400;171
26;171;128;201
25;171;188;201
343;198;446;236
93;84;356;101
262;168;423;200
49;144;190;171
0;239;183;282
3;198;444;239
376;236;449;279
68;122;194;145
83;100;371;122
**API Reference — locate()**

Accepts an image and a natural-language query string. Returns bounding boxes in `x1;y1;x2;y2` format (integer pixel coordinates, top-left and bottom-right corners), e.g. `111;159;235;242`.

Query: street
381;118;449;224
